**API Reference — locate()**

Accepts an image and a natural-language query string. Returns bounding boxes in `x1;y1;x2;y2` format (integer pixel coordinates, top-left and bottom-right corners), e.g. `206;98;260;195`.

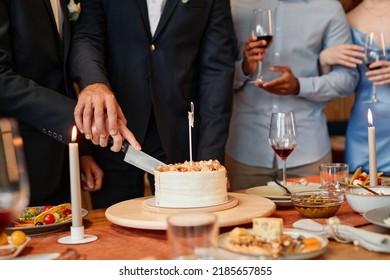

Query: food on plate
349;167;383;186
0;232;8;245
15;203;72;227
33;203;72;225
10;230;26;246
154;160;228;207
225;218;322;258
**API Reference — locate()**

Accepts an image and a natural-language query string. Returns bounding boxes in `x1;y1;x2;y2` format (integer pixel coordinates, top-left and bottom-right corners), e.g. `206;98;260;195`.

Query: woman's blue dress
345;28;390;175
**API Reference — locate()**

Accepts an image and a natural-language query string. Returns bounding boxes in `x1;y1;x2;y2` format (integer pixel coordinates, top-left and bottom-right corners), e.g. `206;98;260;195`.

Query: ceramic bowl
291;190;344;218
345;186;390;214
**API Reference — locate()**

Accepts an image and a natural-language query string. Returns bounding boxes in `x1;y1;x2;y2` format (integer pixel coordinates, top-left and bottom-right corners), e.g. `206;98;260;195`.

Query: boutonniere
68;0;81;21
182;0;190;3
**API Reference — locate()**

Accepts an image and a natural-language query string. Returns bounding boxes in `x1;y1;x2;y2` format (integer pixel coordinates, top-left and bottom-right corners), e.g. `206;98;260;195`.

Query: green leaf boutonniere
68;0;81;22
182;0;190;3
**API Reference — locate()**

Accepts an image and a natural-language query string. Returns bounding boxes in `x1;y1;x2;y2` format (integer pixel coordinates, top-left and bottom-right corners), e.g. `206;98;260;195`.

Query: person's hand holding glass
268;112;297;186
364;31;387;103
248;8;273;83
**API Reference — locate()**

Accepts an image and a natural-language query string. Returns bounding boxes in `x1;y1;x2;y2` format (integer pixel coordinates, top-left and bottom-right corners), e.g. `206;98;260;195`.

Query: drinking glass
268;112;297;186
249;8;273;83
0;118;30;235
319;163;349;193
167;212;218;260
364;31;387;103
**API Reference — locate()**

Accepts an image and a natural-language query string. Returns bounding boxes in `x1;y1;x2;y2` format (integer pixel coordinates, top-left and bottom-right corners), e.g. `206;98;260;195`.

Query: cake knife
110;138;165;174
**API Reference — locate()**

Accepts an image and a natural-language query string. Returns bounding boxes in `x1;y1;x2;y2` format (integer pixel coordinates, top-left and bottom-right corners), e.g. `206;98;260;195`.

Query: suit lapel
61;0;70;58
153;0;179;40
42;0;62;42
135;0;152;39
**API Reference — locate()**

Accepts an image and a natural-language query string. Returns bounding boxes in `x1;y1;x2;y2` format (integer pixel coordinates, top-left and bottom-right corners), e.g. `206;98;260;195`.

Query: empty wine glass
268;112;297;186
249;8;273;83
364;31;387;103
0;118;30;236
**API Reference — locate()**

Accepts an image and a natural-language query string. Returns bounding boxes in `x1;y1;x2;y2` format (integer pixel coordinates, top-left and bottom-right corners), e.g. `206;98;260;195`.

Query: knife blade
112;138;165;174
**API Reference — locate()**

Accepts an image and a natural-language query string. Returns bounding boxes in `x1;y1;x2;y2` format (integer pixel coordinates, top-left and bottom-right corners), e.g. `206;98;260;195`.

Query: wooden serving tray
105;192;276;230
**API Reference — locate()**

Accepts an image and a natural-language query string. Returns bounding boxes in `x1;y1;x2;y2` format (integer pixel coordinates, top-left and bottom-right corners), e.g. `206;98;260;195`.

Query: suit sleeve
70;0;110;90
196;0;235;163
0;0;76;144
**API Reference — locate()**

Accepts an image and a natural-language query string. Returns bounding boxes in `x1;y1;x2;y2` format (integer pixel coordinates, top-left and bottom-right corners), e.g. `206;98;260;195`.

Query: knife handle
108;136;129;153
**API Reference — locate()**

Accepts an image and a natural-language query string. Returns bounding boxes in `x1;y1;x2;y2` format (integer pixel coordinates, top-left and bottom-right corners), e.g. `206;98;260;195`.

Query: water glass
319;163;349;193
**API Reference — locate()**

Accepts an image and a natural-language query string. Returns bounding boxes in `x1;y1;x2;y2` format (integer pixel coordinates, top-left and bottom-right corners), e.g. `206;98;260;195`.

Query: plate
6;207;88;236
246;186;291;200
363;207;390;229
0;236;31;260
145;195;235;209
218;228;328;260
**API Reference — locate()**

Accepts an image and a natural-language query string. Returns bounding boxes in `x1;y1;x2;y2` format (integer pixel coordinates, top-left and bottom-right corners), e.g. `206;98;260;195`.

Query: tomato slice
42;205;53;212
43;213;55;224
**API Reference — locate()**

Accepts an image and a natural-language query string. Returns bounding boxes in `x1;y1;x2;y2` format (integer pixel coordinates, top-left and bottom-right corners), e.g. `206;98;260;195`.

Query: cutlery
357;183;381;196
109;137;165;175
274;179;292;195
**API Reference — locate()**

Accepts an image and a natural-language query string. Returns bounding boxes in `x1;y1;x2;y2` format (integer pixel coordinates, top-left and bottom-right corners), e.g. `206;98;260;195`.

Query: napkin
293;218;390;253
267;180;320;193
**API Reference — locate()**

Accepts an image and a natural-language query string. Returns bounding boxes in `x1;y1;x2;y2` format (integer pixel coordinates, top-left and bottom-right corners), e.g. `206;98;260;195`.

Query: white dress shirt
146;0;166;36
50;0;63;37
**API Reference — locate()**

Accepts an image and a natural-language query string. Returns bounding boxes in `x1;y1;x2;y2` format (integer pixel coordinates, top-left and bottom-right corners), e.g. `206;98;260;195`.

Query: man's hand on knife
74;83;141;152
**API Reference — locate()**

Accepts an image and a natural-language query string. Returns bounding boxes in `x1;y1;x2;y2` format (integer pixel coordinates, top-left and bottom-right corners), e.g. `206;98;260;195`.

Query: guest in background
225;0;359;190
70;0;235;208
320;0;390;176
0;0;103;205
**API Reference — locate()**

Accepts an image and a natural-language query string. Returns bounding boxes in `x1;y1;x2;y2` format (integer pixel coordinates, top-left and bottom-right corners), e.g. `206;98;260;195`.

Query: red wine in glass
271;145;296;160
0;209;12;233
257;35;273;48
269;112;297;186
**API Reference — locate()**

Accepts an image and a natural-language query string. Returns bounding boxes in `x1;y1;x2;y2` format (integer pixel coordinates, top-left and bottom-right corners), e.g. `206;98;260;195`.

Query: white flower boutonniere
68;0;81;21
182;0;190;3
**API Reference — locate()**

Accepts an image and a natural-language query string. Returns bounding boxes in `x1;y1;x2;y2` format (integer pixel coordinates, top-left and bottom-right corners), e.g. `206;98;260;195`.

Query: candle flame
367;109;374;126
71;126;77;142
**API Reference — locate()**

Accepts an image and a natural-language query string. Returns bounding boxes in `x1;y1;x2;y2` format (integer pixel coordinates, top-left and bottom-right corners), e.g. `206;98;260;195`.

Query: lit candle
188;102;194;165
367;109;377;187
69;126;82;227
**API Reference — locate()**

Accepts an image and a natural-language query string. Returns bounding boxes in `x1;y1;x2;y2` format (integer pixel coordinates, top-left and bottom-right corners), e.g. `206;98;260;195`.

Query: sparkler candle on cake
188;102;194;165
367;109;377;187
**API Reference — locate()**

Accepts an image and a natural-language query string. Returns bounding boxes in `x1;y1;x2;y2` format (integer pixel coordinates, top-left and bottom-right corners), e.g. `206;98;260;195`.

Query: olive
35;222;44;226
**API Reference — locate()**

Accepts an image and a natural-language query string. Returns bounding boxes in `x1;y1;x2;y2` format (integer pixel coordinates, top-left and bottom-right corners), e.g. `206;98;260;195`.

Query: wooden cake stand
105;192;276;230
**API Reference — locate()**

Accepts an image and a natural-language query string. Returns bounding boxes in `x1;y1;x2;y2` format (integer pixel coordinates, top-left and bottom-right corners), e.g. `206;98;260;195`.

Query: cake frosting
154;160;228;207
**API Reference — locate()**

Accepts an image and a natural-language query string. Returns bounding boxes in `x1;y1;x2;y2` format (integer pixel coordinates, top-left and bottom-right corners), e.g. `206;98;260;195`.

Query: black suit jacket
71;0;235;164
0;0;78;205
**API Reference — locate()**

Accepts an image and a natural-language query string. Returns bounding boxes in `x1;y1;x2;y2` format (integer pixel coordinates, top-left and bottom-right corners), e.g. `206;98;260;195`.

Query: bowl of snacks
345;186;390;214
291;190;344;218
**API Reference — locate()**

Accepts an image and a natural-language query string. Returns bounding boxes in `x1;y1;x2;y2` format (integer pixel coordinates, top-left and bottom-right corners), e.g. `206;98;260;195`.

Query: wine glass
268;112;297;186
249;8;273;83
364;31;387;103
0;118;30;236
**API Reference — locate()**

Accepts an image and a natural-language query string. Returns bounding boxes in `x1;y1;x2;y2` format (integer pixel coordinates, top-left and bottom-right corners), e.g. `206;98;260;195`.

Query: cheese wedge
252;217;283;242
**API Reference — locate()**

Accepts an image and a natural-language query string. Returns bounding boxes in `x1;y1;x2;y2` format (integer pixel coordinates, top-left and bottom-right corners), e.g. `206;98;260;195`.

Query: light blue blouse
226;0;359;168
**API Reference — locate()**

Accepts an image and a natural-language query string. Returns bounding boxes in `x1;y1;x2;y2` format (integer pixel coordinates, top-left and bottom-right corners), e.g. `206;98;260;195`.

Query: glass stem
256;61;263;82
282;159;287;186
372;83;377;102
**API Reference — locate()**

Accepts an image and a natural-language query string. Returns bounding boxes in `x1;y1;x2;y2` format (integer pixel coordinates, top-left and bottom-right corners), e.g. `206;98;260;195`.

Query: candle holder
58;226;98;244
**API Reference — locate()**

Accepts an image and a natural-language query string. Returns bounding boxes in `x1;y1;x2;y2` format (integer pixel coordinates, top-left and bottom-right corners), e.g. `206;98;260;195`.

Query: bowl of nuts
345;186;390;214
291;190;344;218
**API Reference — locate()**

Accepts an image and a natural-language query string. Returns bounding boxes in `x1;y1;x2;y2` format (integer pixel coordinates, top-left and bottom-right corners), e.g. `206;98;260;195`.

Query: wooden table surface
16;199;390;260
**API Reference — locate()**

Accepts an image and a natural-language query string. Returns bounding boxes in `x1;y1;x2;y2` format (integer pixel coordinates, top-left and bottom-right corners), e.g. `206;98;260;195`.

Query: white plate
146;195;235;209
0;236;31;260
218;228;328;260
246;186;291;200
14;253;61;260
363;207;390;229
6;206;88;236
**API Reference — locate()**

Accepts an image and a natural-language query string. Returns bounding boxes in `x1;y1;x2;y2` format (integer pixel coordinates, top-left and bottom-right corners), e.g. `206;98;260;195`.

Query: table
17;200;390;260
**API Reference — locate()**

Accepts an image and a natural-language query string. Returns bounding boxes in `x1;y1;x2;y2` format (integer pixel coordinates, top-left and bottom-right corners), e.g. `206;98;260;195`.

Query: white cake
154;160;228;208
